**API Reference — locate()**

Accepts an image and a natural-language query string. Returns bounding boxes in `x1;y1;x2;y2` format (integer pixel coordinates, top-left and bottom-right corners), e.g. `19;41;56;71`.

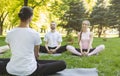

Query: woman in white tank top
67;20;105;56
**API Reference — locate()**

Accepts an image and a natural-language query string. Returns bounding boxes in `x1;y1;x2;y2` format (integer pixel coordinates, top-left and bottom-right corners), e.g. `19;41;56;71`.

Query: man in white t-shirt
40;21;67;54
40;22;82;56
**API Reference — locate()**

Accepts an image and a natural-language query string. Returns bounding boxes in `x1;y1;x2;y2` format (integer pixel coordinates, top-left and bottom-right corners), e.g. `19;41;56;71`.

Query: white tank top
80;31;92;49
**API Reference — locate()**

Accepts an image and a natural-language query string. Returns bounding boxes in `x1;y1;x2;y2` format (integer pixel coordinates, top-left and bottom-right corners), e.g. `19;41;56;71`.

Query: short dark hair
18;6;33;21
50;21;57;26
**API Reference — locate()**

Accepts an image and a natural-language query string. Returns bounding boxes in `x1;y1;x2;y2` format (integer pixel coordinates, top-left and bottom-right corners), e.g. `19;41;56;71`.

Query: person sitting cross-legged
0;6;66;76
66;20;105;56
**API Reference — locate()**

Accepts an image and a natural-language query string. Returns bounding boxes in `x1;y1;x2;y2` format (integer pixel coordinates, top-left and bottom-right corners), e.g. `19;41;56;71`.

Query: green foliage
60;0;87;32
1;0;120;38
110;0;120;23
109;0;120;37
90;0;110;37
90;0;108;25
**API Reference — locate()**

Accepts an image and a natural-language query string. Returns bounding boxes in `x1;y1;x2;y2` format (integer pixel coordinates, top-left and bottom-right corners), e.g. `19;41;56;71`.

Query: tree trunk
0;24;2;35
90;25;94;31
0;12;8;35
24;0;28;6
103;26;107;41
0;21;4;35
98;25;102;38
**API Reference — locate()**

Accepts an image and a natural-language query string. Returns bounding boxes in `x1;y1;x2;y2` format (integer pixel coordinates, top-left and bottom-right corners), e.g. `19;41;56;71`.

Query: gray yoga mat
49;68;98;76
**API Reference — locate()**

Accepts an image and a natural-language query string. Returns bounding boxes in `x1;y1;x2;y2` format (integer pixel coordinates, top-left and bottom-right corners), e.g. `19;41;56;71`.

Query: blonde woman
67;20;105;56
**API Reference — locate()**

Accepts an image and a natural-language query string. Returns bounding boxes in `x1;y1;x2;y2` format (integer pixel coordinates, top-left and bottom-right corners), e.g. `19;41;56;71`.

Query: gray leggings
0;59;66;76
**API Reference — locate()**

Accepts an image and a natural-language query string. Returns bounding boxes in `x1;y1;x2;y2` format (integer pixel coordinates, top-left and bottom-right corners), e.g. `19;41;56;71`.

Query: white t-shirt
44;31;62;47
5;27;41;76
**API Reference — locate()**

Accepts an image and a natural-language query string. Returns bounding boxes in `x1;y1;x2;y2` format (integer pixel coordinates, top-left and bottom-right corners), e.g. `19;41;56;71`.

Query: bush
65;34;74;45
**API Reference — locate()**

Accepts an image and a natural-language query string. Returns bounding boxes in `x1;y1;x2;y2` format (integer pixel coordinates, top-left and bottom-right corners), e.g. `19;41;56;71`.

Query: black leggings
75;48;95;53
40;45;67;53
0;59;66;76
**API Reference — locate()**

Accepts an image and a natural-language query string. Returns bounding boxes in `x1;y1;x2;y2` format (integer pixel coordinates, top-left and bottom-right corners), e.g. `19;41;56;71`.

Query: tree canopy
0;0;120;37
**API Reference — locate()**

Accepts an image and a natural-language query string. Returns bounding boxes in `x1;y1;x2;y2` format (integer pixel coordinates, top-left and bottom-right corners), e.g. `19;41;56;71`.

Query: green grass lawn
0;36;120;76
